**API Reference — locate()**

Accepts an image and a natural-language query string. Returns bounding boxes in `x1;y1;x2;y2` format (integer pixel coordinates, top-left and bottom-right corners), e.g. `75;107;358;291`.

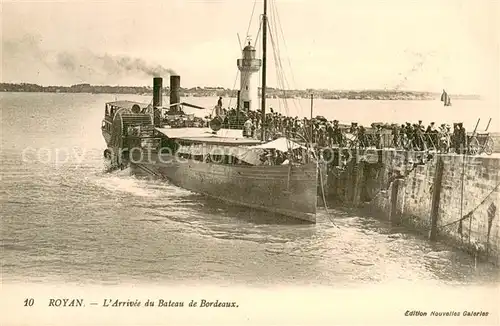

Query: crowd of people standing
218;107;470;154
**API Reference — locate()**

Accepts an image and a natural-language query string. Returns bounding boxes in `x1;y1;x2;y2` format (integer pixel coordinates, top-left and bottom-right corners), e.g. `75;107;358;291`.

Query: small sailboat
441;89;452;106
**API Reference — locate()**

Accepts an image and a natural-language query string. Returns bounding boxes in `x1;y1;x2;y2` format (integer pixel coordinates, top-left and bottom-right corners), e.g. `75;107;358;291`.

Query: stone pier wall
325;149;500;265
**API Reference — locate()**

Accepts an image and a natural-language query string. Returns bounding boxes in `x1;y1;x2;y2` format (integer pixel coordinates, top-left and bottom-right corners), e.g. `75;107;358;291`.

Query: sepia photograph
1;0;499;325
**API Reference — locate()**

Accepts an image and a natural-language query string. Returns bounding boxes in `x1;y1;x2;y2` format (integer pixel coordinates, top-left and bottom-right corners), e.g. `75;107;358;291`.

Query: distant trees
0;82;479;100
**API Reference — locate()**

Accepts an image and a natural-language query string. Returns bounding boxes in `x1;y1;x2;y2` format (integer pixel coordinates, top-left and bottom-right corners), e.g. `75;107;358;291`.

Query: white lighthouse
237;41;262;112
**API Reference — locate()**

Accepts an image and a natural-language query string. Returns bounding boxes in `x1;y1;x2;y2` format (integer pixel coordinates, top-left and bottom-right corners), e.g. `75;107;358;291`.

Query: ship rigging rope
246;0;258;42
267;1;307;140
267;5;294;149
226;70;240;112
270;1;304;115
438;181;500;230
253;15;262;48
268;18;311;152
309;147;339;228
266;9;287;119
268;23;293;153
318;163;340;228
271;0;299;94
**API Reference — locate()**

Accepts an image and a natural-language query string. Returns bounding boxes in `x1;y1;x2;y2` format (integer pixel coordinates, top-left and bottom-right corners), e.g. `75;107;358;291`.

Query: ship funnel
153;77;163;107
170;75;181;112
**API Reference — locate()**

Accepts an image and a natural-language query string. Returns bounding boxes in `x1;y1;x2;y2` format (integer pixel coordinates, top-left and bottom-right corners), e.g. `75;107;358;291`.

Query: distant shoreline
0;83;481;101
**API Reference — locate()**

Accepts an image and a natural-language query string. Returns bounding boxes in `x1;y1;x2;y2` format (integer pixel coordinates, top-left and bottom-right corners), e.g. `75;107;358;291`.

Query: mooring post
429;155;444;241
389;179;400;224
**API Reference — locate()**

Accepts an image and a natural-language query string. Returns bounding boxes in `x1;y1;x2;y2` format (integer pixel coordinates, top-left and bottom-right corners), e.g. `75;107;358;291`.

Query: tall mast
260;0;268;140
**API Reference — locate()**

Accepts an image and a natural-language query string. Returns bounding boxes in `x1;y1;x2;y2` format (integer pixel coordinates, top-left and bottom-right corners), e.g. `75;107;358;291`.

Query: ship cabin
174;134;262;166
154;126;309;167
101;100;151;135
101;100;159;152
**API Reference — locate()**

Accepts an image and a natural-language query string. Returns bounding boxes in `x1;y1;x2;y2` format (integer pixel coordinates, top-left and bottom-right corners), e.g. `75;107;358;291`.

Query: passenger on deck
349;122;358;134
358;125;367;148
280;150;291;165
375;125;383;149
417;120;424;131
426;122;437;150
260;151;274;165
248;118;254;138
332;120;344;147
327;122;335;147
214;97;223;117
438;123;450;152
458;123;466;154
243;118;253;138
452;123;458;153
392;125;400;148
411;124;420;150
399;124;406;147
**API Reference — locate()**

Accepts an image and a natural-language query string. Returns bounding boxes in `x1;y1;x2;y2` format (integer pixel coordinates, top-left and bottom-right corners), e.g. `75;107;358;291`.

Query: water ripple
1;93;499;286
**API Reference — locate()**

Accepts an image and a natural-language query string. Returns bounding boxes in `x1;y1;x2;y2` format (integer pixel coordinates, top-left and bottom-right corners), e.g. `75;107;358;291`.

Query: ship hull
130;154;317;222
102;129;111;146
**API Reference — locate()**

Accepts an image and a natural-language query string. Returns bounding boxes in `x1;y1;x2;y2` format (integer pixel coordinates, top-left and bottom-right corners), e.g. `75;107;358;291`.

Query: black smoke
56;51;176;78
3;33;176;84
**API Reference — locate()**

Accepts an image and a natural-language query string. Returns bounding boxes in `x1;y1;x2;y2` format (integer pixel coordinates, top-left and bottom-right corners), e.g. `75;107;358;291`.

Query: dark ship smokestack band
170;75;180;112
153;77;163;107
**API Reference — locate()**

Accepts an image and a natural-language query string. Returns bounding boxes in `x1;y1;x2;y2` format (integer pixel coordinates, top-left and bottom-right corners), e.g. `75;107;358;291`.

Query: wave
92;174;159;197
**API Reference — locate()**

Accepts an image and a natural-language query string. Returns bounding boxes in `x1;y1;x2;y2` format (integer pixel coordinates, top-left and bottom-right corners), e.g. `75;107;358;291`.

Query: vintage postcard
1;0;499;325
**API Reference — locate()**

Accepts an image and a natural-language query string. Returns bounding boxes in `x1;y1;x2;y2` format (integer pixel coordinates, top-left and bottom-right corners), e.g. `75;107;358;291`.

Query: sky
1;0;499;97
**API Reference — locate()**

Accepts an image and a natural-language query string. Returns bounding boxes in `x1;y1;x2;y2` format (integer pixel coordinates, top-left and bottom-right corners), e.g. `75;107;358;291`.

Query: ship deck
155;127;262;145
107;100;150;109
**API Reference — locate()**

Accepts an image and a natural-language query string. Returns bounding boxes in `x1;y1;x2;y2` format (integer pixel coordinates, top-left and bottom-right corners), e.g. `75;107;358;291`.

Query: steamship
100;0;318;222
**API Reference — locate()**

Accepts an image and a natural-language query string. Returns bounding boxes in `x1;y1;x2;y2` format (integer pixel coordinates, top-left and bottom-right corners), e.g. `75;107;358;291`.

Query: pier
322;148;500;265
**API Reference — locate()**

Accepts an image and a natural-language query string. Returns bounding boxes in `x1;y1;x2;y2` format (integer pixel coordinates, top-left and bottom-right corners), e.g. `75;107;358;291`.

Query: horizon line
0;81;481;96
